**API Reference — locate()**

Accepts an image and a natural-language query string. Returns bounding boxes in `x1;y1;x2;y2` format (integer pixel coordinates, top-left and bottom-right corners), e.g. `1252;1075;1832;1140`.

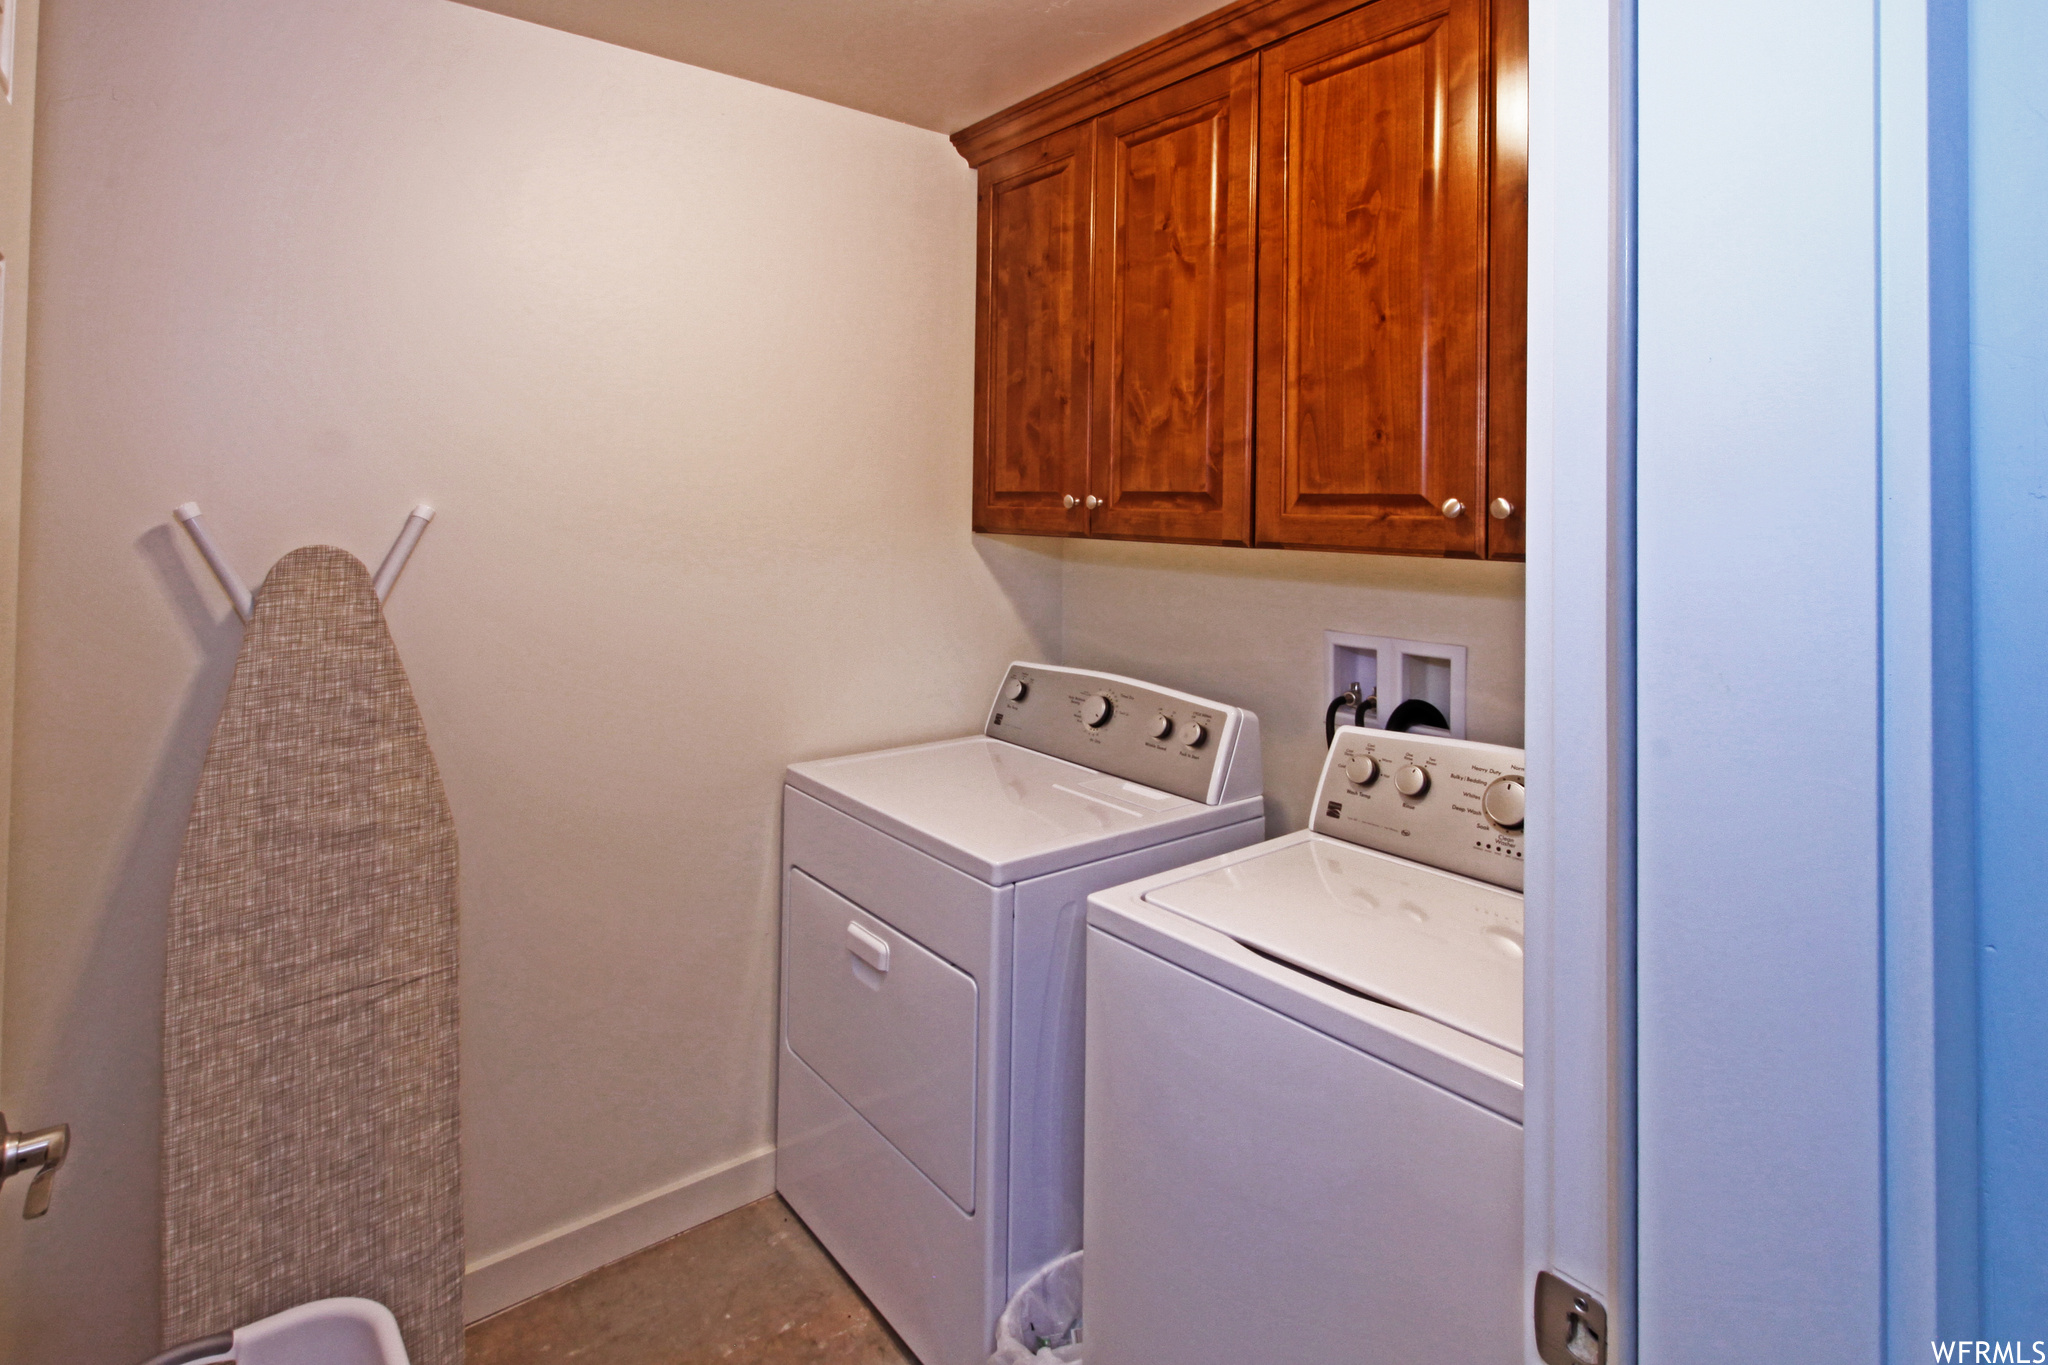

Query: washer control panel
983;663;1257;805
1312;726;1526;890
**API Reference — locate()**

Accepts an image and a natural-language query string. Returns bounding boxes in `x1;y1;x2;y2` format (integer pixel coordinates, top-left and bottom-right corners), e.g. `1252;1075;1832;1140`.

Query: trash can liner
990;1251;1084;1365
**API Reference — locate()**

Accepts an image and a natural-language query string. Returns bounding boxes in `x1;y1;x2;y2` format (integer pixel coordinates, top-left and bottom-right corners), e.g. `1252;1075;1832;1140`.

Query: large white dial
1004;677;1029;702
1150;713;1175;739
1346;756;1379;786
1177;720;1208;748
1083;694;1115;728
1394;763;1430;797
1482;775;1526;830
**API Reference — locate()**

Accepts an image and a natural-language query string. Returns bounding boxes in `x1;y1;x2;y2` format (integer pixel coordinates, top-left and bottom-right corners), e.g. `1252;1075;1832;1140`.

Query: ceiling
452;0;1229;133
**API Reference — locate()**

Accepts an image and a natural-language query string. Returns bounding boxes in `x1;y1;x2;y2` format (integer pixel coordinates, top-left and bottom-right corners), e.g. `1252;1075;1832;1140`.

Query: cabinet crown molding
948;0;1366;167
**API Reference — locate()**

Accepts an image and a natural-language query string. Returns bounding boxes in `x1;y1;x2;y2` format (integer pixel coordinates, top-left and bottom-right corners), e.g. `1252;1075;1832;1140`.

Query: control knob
1345;756;1379;787
1177;720;1208;748
1083;694;1115;728
1482;775;1526;830
1004;678;1029;703
1149;713;1175;740
1394;764;1431;798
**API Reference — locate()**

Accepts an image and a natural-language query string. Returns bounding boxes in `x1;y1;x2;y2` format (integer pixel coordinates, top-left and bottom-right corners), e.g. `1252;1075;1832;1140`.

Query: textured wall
0;0;39;1071
0;3;1058;1359
1061;541;1525;836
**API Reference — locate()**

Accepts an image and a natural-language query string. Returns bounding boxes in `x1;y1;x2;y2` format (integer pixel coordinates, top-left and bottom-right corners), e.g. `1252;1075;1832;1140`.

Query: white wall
1970;0;2048;1335
0;0;40;1070
1061;541;1524;834
0;2;1059;1360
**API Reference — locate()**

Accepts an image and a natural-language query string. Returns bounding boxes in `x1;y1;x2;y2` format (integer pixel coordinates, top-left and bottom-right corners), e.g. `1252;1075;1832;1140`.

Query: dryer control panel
983;663;1262;806
1313;727;1526;891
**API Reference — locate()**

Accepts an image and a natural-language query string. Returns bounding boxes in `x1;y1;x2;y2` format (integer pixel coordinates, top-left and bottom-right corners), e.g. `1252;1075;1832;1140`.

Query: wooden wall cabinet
1088;56;1258;546
960;0;1527;561
974;59;1258;545
974;125;1093;537
1254;0;1486;556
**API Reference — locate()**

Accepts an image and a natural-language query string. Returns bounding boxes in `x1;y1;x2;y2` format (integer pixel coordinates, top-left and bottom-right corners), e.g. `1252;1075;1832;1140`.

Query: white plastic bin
990;1251;1084;1364
143;1298;411;1365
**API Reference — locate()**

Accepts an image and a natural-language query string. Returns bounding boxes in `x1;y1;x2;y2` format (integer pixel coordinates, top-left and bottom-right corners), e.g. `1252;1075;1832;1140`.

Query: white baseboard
463;1144;777;1322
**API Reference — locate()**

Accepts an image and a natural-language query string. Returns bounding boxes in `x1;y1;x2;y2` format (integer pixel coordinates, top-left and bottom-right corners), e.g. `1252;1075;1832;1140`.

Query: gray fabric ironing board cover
161;545;461;1365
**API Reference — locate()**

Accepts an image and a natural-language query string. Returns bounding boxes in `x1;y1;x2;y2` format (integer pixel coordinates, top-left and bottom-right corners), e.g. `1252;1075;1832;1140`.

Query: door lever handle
1;1114;71;1219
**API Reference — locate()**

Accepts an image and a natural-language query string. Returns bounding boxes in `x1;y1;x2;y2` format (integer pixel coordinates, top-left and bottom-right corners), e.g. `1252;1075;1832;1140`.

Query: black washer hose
1326;687;1363;746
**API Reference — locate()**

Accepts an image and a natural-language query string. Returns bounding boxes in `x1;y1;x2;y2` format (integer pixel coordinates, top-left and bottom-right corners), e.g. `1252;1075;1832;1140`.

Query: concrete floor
465;1196;919;1365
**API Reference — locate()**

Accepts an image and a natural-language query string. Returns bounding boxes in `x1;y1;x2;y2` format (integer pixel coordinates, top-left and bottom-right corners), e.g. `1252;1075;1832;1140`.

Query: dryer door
784;868;980;1212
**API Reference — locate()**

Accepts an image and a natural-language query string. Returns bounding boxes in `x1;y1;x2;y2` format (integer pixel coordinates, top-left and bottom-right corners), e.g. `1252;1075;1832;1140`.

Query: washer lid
788;736;1245;885
1141;835;1524;1054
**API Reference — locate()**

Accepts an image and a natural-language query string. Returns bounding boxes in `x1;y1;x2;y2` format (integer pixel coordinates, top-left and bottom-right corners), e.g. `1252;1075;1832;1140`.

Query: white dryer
1084;726;1528;1364
777;664;1265;1365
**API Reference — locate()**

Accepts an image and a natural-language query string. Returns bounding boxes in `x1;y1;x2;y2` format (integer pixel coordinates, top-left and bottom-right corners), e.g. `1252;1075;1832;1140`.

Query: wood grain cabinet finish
1485;0;1529;560
1255;0;1488;555
973;125;1093;536
961;0;1526;560
1088;57;1258;545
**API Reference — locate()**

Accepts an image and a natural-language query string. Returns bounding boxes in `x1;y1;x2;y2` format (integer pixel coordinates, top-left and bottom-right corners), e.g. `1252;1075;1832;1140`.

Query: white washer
1084;726;1527;1365
777;663;1266;1365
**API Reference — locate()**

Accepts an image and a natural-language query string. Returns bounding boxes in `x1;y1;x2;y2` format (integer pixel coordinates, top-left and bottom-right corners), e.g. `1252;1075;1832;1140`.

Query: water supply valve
1324;682;1377;746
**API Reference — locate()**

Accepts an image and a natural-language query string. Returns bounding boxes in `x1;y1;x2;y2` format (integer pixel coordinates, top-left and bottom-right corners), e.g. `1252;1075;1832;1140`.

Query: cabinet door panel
975;127;1093;535
1486;0;1528;560
1256;0;1488;555
1089;57;1257;545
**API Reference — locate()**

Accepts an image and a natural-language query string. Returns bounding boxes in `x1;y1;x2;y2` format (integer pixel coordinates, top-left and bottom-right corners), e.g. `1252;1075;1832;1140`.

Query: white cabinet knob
1063;494;1080;510
1489;497;1515;520
1440;498;1465;518
1085;495;1102;510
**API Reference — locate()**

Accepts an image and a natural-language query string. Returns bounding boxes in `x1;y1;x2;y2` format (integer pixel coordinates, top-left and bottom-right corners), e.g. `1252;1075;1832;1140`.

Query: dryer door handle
846;922;891;974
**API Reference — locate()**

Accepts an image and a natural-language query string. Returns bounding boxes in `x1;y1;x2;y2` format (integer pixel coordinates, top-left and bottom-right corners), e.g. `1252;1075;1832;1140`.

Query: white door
1530;0;1949;1357
1523;0;1635;1358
